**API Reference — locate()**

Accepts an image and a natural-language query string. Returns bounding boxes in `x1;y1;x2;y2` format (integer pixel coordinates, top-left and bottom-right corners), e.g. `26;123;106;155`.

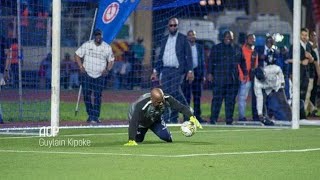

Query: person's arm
124;102;144;146
102;46;115;76
207;45;216;82
75;43;86;73
74;54;85;73
239;48;248;77
184;36;194;82
166;95;193;118
128;106;141;141
4;47;12;80
254;77;264;116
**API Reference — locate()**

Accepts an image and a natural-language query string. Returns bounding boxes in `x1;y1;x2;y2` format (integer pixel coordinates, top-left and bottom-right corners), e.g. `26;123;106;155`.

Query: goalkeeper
124;88;202;146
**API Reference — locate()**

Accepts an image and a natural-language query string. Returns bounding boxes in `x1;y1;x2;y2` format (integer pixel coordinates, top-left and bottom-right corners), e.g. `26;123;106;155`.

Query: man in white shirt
75;29;114;123
254;57;292;125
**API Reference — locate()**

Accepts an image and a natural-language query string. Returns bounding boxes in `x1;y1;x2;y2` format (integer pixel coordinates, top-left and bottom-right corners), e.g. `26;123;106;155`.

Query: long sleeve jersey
128;93;193;140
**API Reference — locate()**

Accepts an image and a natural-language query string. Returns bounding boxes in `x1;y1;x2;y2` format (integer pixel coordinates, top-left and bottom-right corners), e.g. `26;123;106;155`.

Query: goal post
2;0;320;136
51;0;61;137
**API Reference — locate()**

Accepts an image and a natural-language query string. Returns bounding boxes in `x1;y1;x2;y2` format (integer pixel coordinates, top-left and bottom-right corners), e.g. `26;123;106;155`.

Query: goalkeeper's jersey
128;93;193;140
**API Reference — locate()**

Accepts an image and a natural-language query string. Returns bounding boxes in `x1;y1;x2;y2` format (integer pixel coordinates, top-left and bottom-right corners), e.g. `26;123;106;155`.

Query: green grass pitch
0;126;319;180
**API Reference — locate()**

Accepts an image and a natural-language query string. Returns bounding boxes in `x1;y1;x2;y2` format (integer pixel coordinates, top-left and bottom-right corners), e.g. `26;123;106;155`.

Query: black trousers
161;67;188;123
182;73;202;119
81;73;105;121
210;82;239;124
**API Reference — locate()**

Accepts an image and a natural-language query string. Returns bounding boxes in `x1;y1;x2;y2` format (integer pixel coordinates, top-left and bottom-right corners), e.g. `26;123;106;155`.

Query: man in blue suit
182;30;206;123
151;18;194;123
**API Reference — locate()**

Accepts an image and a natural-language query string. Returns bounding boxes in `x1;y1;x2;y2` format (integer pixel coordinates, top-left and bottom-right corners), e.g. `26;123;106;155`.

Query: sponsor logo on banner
102;2;120;24
96;0;140;43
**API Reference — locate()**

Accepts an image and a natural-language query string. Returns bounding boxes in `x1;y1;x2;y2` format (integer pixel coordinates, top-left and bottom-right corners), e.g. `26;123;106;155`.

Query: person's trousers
182;76;202;119
310;74;318;111
305;78;316;113
81;73;105;121
238;81;251;119
210;83;239;124
135;120;172;142
266;89;292;121
161;67;188;123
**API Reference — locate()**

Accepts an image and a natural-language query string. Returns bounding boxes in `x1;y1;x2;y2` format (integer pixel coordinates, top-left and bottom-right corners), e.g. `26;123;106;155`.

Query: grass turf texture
0;126;319;180
1;102;251;122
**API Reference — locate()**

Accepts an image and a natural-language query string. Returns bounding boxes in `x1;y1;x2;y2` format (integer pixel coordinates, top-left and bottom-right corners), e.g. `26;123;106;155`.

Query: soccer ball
181;121;196;137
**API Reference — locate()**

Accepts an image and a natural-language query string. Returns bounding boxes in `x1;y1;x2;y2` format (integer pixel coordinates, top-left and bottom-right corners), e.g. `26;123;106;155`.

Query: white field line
0;148;319;158
0;128;284;140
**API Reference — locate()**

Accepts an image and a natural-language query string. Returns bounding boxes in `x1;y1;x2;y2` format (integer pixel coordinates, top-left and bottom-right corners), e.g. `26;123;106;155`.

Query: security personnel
75;29;114;123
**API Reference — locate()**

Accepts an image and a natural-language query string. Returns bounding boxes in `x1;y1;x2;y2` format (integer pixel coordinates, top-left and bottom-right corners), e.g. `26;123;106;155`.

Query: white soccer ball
181;121;196;137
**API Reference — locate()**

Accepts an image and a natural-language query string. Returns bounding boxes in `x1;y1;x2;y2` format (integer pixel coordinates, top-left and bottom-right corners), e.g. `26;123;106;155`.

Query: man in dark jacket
207;31;248;125
151;18;194;123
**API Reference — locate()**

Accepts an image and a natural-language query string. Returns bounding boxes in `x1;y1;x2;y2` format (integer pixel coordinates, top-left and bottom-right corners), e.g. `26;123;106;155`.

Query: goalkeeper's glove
189;116;203;129
124;140;138;146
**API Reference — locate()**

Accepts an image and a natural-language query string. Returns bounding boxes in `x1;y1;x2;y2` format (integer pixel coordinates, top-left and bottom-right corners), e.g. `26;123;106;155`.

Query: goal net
0;0;316;136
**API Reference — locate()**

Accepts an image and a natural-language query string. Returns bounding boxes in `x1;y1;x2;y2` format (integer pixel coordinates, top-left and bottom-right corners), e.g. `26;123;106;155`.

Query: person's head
168;18;179;36
255;67;266;82
150;88;165;108
223;30;234;45
64;53;70;60
265;36;274;48
280;46;288;55
309;30;317;43
187;30;196;44
93;29;103;45
137;37;143;44
47;53;52;61
246;34;256;47
300;28;309;43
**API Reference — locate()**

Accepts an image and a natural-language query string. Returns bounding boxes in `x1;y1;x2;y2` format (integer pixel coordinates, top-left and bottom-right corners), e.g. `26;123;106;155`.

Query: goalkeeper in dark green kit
124;88;202;146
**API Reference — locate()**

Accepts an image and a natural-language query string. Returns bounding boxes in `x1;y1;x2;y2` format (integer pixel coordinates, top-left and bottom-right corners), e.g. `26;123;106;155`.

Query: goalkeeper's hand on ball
189;116;203;129
124;140;138;146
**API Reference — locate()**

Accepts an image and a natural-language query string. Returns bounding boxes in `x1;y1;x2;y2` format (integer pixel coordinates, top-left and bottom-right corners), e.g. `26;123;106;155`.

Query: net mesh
0;0;317;130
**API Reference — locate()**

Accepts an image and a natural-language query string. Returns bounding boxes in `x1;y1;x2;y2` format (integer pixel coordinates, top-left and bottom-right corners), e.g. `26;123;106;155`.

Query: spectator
0;73;4;124
0;36;9;78
4;38;21;88
61;53;79;90
307;30;320;117
39;53;52;89
0;36;8;124
150;17;194;123
21;2;29;45
256;36;280;118
131;37;145;89
113;50;133;90
254;56;292;124
278;46;292;102
287;28;313;119
237;34;259;122
256;36;278;68
182;30;206;123
124;88;202;146
75;29;114;123
207;30;247;125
